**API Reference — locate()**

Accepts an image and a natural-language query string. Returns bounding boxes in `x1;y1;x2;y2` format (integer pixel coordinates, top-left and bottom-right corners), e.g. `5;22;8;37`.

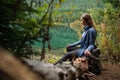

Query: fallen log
0;48;43;80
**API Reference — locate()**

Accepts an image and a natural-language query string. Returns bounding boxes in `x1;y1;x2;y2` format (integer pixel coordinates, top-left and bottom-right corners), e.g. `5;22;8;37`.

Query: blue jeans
54;49;85;65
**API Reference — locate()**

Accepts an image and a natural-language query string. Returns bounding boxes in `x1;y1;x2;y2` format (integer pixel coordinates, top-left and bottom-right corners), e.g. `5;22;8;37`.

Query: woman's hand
66;44;71;48
66;45;70;48
84;50;91;56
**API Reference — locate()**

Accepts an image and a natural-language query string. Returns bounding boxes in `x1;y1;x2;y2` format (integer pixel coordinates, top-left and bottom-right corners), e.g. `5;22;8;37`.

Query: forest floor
94;61;120;80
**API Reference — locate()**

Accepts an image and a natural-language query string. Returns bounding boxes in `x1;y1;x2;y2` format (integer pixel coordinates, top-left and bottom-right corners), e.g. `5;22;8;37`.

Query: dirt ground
94;62;120;80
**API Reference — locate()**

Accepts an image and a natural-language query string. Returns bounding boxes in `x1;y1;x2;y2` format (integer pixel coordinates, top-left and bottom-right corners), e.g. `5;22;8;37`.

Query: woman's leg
54;49;80;65
54;52;71;65
76;49;85;57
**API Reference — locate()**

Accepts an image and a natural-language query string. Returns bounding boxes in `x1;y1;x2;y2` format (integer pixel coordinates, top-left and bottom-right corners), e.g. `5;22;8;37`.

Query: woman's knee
65;52;71;57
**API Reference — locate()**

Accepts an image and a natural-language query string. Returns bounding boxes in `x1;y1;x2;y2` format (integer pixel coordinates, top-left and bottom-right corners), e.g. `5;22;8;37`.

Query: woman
54;13;97;65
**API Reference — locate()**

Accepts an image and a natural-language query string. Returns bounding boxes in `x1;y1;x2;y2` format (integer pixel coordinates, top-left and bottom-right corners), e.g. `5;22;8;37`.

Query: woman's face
80;18;86;26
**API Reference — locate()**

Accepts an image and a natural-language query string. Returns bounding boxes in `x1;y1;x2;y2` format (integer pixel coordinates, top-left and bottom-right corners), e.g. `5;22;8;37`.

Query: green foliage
0;0;62;58
0;0;34;57
53;0;103;23
102;0;120;8
89;3;120;59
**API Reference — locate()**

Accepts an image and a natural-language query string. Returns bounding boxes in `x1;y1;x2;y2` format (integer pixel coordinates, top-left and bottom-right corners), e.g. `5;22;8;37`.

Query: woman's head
80;13;95;28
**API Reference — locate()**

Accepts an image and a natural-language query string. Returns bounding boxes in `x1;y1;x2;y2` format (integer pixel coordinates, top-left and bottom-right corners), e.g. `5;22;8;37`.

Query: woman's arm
68;32;85;47
68;39;81;47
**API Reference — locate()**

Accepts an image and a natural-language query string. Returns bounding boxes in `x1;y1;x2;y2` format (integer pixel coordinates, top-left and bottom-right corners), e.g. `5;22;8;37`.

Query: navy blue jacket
69;25;97;56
